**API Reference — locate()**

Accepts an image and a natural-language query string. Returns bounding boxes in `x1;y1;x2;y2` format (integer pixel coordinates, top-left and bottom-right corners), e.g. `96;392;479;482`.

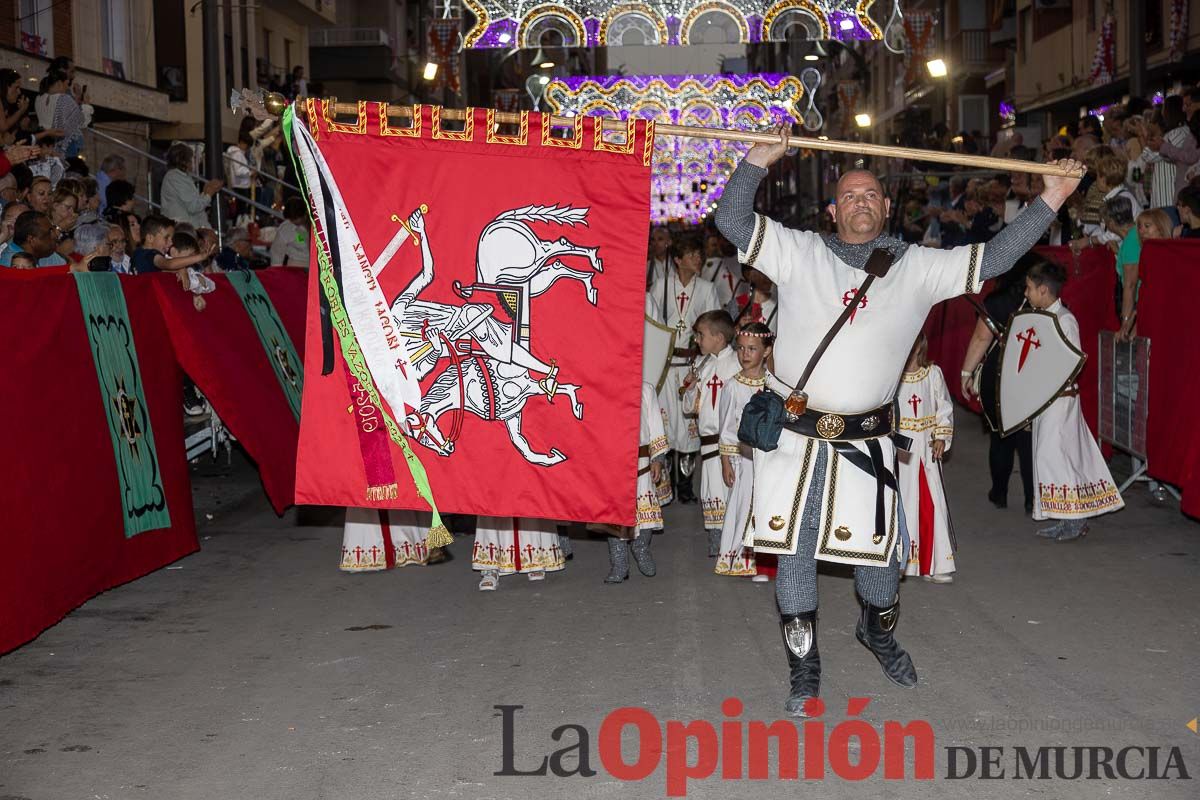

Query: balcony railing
310;27;390;48
951;28;1000;68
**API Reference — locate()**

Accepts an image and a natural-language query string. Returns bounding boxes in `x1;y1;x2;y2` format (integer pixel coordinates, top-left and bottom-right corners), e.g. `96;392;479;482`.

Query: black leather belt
782;403;895;441
783;401;908;547
672;347;694;358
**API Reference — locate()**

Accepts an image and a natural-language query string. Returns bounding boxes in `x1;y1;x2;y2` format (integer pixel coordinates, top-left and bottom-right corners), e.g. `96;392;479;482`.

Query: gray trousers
774;445;902;615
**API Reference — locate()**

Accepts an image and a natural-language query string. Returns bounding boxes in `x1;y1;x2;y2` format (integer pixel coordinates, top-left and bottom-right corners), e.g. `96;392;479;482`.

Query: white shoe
923;574;954;584
527;569;546;581
751;574;770;582
478;571;499;591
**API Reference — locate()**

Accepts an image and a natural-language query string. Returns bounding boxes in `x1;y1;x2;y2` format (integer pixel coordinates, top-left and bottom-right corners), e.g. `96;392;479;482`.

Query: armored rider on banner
715;127;1083;716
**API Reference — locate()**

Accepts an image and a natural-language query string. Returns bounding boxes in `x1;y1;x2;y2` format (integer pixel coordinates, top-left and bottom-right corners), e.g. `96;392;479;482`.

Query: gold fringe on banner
426;523;454;549
365;483;399;502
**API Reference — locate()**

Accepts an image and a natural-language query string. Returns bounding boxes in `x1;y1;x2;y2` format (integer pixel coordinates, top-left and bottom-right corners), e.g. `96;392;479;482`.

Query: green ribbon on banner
281;104;452;549
74;273;171;537
227;270;304;420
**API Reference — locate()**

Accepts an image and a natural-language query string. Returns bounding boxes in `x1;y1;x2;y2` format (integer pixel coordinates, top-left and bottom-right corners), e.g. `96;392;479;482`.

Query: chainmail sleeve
715;161;767;252
979;197;1057;279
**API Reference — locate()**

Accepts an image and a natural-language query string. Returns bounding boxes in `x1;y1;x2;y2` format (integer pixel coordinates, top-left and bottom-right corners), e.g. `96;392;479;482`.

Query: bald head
827;169;891;244
835;169;885;197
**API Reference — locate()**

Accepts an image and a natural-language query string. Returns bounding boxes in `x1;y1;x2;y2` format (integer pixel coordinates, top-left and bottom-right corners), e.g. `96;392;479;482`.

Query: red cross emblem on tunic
677;290;689;315
707;375;724;408
908;394;921;417
1016;327;1041;371
842;289;868;323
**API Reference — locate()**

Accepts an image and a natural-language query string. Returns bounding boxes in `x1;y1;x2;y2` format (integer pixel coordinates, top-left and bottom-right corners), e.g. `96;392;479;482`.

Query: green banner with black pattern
228;271;304;420
74;273;171;537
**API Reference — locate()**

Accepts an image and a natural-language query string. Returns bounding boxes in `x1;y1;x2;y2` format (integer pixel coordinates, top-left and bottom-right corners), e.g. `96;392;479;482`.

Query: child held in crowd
132;214;213;275
169;230;217;309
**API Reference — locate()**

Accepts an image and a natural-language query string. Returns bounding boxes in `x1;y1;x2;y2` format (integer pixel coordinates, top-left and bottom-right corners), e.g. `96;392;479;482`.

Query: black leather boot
781;611;820;717
855;600;917;688
675;452;697;504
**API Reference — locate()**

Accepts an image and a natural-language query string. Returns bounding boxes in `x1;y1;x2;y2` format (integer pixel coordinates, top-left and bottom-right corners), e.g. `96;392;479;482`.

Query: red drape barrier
153;268;308;513
1136;239;1200;517
0;274;198;654
924;246;1119;438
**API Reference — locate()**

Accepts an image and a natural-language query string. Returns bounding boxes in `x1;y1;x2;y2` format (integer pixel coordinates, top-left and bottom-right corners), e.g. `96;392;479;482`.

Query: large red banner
292;103;652;525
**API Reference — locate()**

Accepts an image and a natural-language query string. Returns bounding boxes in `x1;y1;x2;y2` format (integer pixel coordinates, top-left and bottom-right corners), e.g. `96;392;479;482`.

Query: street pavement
2;407;1198;799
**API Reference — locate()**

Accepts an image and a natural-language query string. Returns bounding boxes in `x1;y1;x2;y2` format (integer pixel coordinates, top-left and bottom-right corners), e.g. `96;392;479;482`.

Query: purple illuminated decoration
462;1;889;49
547;73;808;223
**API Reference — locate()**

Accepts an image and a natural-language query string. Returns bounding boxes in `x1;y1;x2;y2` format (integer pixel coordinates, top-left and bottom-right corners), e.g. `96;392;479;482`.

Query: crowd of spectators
0;57;310;278
889;84;1200;342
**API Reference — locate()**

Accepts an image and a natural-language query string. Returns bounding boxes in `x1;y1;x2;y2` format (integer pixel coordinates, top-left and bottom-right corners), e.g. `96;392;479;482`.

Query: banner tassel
426;523;454;549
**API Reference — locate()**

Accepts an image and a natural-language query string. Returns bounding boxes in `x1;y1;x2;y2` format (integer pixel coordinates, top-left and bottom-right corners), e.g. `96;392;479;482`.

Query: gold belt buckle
815;413;846;439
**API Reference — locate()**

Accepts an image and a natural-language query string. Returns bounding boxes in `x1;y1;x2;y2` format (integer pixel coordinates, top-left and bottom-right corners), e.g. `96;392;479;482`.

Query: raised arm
395;208;434;302
715;125;789;253
715;161;766;253
978;158;1083;280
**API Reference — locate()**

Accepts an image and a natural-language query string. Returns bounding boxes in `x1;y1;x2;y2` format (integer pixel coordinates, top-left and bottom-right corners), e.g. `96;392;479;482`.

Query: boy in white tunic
590;382;669;583
716;126;1083;715
680;310;740;555
898;334;957;583
473;517;566;591
646;234;720;503
716;323;776;578
1023;259;1125;541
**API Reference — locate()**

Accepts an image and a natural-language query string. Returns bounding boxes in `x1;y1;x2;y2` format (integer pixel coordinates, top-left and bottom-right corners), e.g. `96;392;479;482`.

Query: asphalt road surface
2;408;1198;799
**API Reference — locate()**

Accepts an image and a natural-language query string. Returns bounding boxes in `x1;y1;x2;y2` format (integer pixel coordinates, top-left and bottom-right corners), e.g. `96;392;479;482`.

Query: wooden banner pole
312;101;1084;179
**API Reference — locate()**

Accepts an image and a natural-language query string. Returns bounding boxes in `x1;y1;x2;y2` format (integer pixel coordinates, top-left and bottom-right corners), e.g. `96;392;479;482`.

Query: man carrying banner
716;127;1082;715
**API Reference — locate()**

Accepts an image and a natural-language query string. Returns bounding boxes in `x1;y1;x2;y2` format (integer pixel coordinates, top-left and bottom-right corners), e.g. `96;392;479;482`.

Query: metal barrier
85;127;286;224
1097;331;1179;499
184;406;232;465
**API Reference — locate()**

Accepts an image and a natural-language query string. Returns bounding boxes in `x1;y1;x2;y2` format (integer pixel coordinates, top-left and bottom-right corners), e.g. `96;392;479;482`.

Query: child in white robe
716;323;776;580
589;382;669;583
680;310;740;556
340;508;442;571
897;334;957;583
646;235;721;503
1024;259;1125;541
473;517;566;590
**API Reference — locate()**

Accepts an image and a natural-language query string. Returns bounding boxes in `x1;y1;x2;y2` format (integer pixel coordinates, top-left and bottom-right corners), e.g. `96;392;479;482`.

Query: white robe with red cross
646;270;720;452
1031;300;1125;520
681;345;742;529
472;517;566;574
341;508;433;572
736;212;986;565
897;365;956;578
